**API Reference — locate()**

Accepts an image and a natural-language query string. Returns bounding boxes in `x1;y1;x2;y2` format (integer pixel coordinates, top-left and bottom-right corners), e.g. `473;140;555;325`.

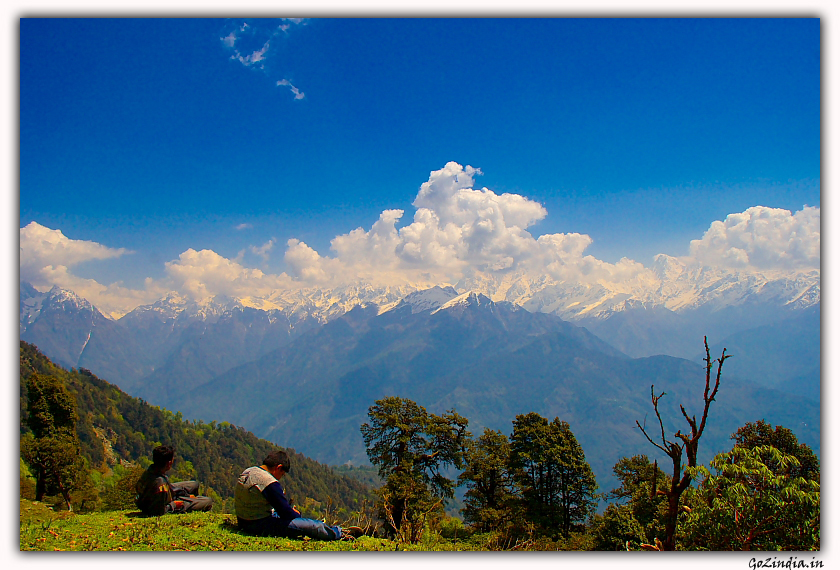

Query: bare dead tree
635;336;730;551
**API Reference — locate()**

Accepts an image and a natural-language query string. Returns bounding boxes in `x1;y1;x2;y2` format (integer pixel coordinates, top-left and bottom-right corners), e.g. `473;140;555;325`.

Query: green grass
19;499;485;551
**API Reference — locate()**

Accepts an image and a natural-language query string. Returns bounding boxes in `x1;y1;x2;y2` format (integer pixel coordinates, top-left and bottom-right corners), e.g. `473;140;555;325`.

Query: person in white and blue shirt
235;449;362;541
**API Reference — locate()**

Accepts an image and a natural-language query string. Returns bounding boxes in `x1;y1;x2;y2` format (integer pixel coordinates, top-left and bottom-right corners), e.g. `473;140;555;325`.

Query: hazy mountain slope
701;305;820;399
20;285;153;387
582;303;701;358
164;293;818;491
423;337;819;483
132;305;320;403
168;294;622;455
19;258;819;392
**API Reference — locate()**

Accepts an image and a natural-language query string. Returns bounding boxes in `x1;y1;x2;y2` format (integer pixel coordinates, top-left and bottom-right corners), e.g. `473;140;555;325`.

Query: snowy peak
20;281;118;336
123;293;240;323
380;285;459;315
652;254;687;281
432;290;496;315
263;284;423;323
45;285;97;313
20;282;47;333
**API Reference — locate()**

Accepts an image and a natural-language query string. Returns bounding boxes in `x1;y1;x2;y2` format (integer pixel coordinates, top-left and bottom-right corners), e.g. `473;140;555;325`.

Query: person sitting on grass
135;444;213;516
235;449;362;541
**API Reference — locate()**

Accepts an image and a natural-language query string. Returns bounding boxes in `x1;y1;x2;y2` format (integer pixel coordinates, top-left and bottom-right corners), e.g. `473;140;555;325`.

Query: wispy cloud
277;79;305;100
250;238;276;262
233;40;270;68
235;223;253;231
221;19;308;100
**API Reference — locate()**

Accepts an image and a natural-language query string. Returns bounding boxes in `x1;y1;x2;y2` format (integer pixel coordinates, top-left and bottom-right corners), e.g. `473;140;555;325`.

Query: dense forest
19;341;375;516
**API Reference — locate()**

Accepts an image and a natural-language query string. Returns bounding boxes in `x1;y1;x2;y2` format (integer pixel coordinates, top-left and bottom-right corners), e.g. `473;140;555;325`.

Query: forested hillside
19;341;374;513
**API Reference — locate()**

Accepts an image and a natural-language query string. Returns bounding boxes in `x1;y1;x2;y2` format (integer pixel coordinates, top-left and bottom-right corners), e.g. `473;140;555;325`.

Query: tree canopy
509;413;598;538
361;396;470;540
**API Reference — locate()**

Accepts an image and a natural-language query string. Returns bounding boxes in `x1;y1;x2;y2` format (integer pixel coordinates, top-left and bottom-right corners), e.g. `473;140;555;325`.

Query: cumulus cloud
283;162;653;287
282;165;821;288
18;222;163;317
20;222;132;281
164;248;292;300
18;222;292;316
20;222;131;285
20;165;820;318
284;239;344;284
688;205;820;271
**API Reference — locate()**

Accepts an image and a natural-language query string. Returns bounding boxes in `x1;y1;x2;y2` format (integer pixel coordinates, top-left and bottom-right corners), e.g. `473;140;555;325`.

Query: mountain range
20;259;820;392
19;271;820;491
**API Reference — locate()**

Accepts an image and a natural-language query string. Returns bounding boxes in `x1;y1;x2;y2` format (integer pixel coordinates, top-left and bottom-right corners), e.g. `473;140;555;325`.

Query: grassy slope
19;499;480;552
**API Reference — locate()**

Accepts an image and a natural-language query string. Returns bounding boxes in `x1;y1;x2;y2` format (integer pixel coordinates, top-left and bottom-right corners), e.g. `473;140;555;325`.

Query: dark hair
263;450;291;474
152;445;175;467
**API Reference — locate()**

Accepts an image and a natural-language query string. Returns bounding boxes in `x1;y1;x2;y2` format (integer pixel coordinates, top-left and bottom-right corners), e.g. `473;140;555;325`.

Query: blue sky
19;17;820;315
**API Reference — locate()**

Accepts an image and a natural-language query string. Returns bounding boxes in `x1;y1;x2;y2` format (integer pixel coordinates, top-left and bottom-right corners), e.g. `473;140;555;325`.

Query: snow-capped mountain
122;291;237;323
455;256;819;322
255;283;424;323
92;255;820;336
20;284;99;334
433;291;495;315
450;259;819;359
161;277;817;482
20;284;152;384
20;281;47;334
19;256;819;400
378;285;460;314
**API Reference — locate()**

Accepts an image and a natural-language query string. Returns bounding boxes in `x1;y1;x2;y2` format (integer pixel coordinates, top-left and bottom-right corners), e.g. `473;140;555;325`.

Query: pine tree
361;396;470;541
459;428;516;532
20;372;93;511
509;413;598;538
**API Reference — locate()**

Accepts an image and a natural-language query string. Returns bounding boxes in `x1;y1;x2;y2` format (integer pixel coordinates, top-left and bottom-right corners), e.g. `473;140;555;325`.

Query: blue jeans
238;513;342;541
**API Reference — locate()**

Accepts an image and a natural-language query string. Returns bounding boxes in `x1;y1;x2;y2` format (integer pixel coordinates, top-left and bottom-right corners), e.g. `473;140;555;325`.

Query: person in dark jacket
234;449;362;540
135;445;213;516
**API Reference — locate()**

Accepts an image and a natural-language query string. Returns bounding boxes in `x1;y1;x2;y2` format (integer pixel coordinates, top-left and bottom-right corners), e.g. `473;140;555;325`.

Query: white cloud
688;205;820;271
18;222;292;316
221;31;237;48
19;166;820;319
284;239;342;284
250;238;276;262
18;222;163;317
233;40;270;68
281;164;820;291
235;223;253;230
276;79;305;100
20;222;130;284
221;19;308;97
164;248;292;300
284;162;653;287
